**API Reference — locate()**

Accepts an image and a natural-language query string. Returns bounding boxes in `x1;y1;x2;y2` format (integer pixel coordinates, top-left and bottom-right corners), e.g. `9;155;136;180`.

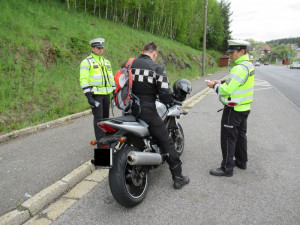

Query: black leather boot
170;164;189;189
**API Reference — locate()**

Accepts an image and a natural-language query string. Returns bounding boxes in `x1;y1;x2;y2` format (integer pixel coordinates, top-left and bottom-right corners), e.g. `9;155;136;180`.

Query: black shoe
173;176;190;189
234;160;247;170
210;168;233;177
170;164;190;189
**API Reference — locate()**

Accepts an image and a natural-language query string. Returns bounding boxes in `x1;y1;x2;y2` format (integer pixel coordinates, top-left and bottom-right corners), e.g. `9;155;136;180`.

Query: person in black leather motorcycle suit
122;42;189;189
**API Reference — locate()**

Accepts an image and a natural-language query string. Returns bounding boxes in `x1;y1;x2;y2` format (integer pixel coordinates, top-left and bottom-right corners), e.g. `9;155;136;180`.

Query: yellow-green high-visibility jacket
213;54;255;112
80;53;115;95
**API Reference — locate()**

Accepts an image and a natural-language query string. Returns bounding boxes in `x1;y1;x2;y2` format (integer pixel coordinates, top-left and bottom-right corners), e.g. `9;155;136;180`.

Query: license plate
94;148;113;168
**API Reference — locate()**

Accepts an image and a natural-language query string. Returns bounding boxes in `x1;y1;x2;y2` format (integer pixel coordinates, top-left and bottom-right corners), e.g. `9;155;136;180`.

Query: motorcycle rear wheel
109;146;149;207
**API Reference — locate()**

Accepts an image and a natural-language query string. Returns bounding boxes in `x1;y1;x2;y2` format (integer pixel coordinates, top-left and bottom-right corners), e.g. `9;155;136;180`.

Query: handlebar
172;99;183;106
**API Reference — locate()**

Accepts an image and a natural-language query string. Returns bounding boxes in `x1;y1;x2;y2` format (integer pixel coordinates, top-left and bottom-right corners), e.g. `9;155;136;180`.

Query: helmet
173;79;192;101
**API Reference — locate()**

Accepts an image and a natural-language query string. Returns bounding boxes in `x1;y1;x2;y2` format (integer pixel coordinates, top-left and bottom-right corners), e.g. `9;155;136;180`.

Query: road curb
183;87;212;110
0;161;95;225
0;110;92;144
0;209;30;225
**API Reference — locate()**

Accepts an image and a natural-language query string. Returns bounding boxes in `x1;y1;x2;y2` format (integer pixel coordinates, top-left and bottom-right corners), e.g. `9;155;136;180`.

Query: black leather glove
85;93;100;107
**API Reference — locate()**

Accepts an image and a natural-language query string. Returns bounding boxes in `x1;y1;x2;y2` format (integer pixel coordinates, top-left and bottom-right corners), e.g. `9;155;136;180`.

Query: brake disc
131;167;143;186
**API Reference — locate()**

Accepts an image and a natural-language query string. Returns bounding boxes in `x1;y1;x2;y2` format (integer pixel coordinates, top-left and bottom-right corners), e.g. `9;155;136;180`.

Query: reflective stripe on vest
91;86;115;93
220;95;253;105
220;61;255;106
85;56;115;94
81;83;90;88
238;62;255;84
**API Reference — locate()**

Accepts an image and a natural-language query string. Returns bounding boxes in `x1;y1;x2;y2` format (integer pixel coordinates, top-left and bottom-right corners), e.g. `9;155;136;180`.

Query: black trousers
136;106;182;168
92;94;110;140
220;106;250;173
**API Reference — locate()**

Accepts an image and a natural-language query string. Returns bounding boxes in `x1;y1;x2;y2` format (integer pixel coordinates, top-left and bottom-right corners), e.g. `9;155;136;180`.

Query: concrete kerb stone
24;171;107;225
0;209;30;225
70;110;91;119
12;127;38;138
20;160;94;216
61;162;93;189
0;110;92;144
0;160;96;225
20;180;69;216
0;133;14;143
85;160;96;173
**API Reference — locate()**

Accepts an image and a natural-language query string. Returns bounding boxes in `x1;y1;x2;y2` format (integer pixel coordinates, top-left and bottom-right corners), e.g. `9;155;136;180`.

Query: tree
206;0;225;50
269;45;295;61
219;0;232;52
61;0;231;52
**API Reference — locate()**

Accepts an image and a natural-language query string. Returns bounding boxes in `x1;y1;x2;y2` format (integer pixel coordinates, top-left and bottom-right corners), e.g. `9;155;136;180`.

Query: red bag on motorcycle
113;58;140;114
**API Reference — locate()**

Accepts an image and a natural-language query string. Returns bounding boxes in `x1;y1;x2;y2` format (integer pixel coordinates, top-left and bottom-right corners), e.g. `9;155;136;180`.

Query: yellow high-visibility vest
80;53;115;95
214;54;255;111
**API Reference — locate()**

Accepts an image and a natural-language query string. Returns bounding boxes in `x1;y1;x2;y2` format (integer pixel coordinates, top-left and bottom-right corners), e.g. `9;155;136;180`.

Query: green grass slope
0;0;224;134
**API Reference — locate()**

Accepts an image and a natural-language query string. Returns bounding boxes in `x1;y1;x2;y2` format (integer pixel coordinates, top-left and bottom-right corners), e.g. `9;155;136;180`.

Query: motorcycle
91;79;192;207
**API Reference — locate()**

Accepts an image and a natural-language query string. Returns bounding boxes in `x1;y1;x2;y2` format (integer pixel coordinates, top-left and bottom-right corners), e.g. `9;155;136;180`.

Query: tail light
228;102;237;107
98;123;117;133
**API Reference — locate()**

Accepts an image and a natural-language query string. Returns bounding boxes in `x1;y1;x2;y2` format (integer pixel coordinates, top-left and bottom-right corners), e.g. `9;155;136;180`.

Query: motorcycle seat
110;115;137;123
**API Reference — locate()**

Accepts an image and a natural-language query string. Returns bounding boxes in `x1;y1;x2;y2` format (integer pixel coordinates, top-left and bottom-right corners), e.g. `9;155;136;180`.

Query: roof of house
258;46;271;51
220;55;229;58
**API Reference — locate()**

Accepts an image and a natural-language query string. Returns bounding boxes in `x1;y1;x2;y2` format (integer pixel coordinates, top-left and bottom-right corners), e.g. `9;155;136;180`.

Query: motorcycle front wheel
172;123;185;156
109;146;149;207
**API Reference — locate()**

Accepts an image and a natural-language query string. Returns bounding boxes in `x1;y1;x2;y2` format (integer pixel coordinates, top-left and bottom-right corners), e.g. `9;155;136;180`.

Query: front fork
166;117;179;135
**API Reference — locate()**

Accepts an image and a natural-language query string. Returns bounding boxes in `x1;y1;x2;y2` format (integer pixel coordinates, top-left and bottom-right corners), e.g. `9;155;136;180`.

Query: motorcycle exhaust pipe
127;151;162;166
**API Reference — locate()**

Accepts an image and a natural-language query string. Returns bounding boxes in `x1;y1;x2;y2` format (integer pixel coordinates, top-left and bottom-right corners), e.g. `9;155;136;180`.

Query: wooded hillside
62;0;232;51
0;0;226;134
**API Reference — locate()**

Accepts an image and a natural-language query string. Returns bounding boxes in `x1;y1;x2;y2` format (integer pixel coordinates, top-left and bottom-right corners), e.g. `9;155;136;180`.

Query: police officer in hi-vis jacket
206;40;255;177
80;38;115;142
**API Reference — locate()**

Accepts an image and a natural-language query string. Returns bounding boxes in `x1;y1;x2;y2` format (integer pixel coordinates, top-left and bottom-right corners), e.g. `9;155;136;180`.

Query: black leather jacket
123;54;173;108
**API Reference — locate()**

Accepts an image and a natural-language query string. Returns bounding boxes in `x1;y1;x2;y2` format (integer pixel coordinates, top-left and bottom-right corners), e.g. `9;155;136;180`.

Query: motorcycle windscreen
94;148;113;168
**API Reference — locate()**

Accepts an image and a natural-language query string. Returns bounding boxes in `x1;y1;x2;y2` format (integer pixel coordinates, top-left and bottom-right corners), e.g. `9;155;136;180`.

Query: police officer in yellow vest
80;38;115;142
206;40;255;177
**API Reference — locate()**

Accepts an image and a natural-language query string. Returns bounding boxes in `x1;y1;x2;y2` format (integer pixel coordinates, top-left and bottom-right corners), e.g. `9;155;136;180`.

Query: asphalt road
255;64;300;109
51;67;300;225
0;70;227;217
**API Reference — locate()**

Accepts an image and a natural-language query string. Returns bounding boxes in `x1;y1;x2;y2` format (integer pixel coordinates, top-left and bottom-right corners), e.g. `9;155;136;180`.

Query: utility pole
202;0;208;76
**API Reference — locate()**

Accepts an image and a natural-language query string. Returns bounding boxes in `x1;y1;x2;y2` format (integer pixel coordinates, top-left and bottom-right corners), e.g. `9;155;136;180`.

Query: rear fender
98;130;127;147
102;121;150;137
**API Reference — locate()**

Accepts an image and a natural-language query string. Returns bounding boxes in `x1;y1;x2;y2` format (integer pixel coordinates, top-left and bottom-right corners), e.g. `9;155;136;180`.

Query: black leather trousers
136;106;182;168
220;106;250;173
91;94;110;140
